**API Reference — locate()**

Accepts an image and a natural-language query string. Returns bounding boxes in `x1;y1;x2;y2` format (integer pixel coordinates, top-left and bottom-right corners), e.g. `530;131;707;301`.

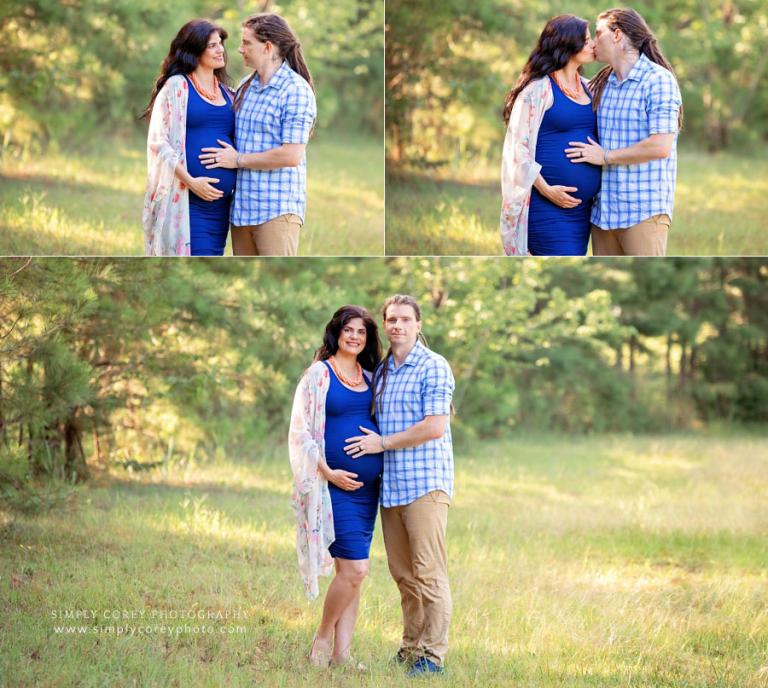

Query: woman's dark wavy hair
503;14;589;125
140;19;232;120
589;8;682;130
313;305;381;373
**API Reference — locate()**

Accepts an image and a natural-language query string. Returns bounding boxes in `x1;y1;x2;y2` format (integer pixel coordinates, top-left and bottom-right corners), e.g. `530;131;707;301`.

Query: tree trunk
0;359;6;448
27;357;40;474
64;411;89;483
92;420;102;464
690;345;698;382
679;341;687;389
389;123;403;164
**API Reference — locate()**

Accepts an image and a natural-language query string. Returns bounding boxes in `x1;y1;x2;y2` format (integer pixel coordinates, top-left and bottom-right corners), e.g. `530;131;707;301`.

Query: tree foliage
386;0;768;165
1;258;766;496
0;0;383;150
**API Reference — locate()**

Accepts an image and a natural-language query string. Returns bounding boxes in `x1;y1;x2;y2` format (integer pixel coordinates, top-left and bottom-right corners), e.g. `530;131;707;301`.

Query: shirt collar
608;52;651;85
387;340;426;371
251;60;291;92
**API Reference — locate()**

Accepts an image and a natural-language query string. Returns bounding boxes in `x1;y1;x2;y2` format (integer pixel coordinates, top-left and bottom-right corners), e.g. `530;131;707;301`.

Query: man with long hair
344;295;455;677
565;8;683;256
200;13;316;256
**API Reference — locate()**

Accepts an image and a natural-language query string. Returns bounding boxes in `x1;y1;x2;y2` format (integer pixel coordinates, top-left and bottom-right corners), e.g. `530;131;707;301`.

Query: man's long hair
589;8;683;130
232;13;314;113
372;295;428;417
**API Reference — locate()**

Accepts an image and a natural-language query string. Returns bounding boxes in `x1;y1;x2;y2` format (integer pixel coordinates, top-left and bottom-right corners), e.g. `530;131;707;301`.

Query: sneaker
392;648;415;666
406;656;445;677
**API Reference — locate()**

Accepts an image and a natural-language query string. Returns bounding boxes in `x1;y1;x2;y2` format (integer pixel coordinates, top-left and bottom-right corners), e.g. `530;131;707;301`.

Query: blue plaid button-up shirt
374;341;455;508
591;54;682;230
231;61;316;226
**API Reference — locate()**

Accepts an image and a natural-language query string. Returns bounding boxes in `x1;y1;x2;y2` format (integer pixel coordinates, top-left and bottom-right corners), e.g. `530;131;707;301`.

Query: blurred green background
385;0;768;255
2;257;767;686
0;0;384;255
1;257;766;489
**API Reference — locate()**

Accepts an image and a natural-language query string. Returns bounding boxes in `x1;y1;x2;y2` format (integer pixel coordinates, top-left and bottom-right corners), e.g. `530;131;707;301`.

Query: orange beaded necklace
190;72;220;102
553;71;584;100
328;356;363;387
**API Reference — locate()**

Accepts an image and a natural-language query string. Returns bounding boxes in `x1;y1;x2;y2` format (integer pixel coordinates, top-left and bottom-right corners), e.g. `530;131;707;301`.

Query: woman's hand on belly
188;176;225;202
534;176;582;209
326;469;363;491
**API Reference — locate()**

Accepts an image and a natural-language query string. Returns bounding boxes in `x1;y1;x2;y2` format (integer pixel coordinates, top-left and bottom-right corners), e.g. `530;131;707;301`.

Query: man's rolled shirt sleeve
647;71;681;135
422;357;455;417
281;86;316;144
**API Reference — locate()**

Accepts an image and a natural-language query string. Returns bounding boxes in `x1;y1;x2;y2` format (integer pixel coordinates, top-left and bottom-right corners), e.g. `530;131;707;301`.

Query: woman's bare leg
332;585;362;663
310;558;368;662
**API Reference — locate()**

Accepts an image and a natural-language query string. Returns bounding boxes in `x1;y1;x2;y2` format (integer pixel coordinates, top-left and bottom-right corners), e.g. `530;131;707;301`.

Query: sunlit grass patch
386;166;500;256
674;149;768;255
0;190;140;256
2;433;767;686
386;148;768;256
0;129;384;256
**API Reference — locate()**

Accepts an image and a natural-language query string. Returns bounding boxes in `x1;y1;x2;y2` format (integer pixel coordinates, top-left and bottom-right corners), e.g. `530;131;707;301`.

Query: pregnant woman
500;15;600;256
142;19;236;256
289;306;383;668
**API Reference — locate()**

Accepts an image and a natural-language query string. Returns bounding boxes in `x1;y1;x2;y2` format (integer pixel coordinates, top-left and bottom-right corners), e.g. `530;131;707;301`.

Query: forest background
2;258;767;686
1;257;765;489
0;0;385;255
386;0;768;255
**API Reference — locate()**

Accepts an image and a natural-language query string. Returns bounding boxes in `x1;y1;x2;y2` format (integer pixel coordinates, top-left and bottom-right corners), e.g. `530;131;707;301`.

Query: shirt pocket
254;100;282;140
399;388;425;421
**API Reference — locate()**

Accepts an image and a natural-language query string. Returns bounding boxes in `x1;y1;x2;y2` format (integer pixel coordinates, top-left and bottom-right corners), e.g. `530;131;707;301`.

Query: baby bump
185;135;237;196
537;132;601;202
325;417;382;484
328;453;383;488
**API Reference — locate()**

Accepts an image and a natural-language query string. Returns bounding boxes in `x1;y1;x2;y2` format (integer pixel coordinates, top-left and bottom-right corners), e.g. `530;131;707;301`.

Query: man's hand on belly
565;136;605;166
345;427;384;457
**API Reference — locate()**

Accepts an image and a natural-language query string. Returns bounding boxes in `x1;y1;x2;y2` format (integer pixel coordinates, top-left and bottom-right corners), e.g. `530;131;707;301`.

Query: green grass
385;148;768;256
2;433;768;687
0;130;384;257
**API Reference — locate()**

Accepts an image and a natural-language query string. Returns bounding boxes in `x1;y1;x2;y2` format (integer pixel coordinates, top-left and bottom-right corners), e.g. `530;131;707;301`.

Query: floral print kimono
500;77;554;256
142;75;191;256
288;361;334;599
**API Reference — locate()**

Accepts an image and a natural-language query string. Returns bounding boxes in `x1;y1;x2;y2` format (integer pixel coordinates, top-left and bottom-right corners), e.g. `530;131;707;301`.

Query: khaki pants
591;214;671;256
231;213;302;256
380;490;451;666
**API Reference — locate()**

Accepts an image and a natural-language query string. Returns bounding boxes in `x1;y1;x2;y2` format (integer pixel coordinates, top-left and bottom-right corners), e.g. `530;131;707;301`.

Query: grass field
385;148;768;256
2;434;767;687
0;130;384;257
